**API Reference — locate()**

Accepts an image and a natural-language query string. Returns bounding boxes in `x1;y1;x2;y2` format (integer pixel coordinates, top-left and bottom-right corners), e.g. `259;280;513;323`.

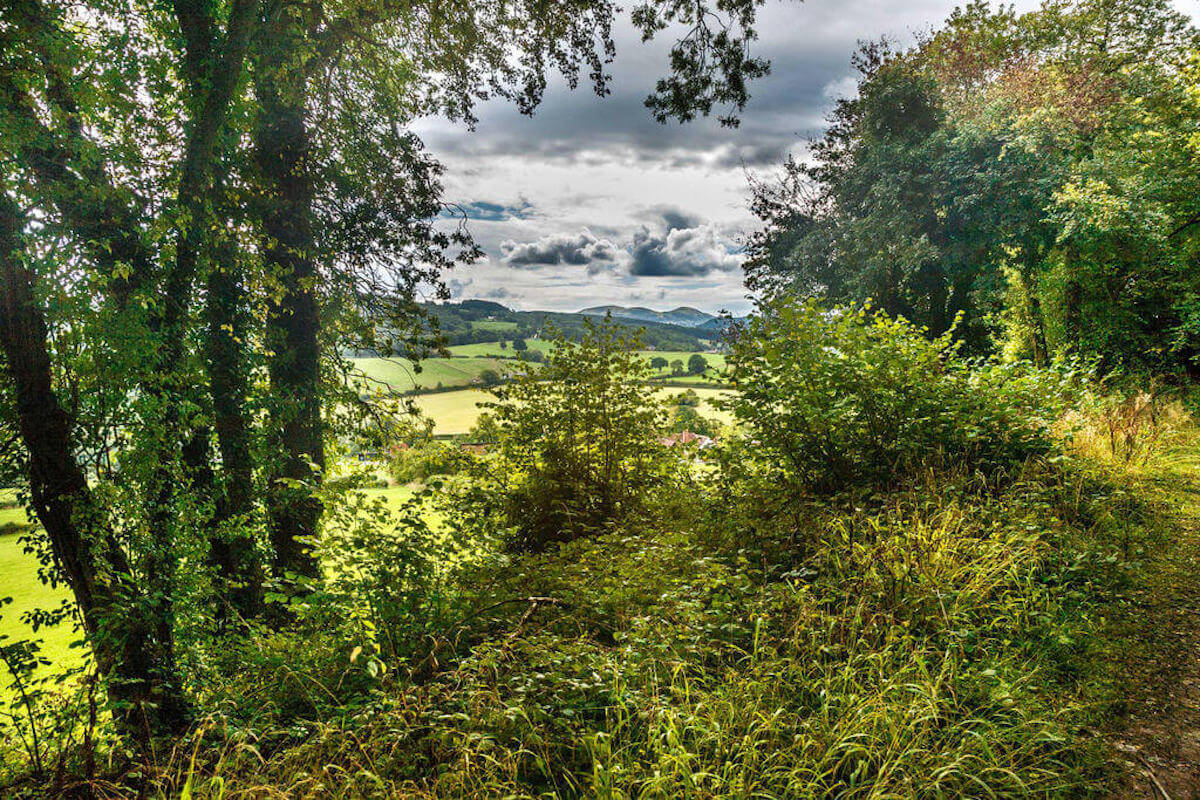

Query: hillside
578;305;716;327
412;301;714;351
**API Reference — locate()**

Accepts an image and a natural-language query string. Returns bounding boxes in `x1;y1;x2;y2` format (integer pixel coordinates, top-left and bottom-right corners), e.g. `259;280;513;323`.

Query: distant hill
695;315;746;336
381;300;719;352
578;305;716;328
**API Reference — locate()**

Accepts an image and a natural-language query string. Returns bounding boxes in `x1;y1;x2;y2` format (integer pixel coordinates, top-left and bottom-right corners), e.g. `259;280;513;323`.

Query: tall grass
109;447;1155;800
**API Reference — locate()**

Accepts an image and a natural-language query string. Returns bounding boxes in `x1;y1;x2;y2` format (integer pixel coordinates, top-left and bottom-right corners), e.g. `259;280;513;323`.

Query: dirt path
1105;448;1200;799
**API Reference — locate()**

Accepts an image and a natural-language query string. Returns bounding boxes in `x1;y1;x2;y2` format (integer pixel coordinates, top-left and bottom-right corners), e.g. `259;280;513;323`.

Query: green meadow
351;356;517;393
412;386;732;435
0;507;79;679
354;346;727;395
446;339;555;357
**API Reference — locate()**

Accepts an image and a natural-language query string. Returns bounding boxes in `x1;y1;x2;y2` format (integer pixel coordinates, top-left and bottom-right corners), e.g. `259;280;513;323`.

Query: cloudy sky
413;0;1200;316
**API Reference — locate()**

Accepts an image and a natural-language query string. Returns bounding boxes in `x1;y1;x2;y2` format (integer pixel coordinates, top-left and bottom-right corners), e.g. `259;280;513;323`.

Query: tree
512;337;529;352
0;0;775;745
671;359;685;376
479;369;502;387
687;354;709;375
650;356;670;372
669;404;720;438
747;0;1200;372
482;320;669;551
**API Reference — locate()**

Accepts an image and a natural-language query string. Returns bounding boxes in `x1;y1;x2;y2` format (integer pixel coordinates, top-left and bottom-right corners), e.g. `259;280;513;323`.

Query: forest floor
1104;440;1200;798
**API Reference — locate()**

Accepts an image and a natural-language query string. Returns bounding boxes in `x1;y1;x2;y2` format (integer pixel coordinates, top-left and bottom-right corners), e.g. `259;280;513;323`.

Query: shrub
726;298;1064;494
478;319;670;551
668;404;720;437
387;441;470;483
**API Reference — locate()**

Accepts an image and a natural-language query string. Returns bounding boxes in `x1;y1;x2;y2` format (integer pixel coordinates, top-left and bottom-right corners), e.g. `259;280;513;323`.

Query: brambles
726;298;1065;495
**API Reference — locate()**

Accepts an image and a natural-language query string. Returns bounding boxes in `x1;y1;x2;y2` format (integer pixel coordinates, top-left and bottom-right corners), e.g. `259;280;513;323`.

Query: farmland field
352;356;519;393
355;346;727;395
410;386;732;435
447;339;554;357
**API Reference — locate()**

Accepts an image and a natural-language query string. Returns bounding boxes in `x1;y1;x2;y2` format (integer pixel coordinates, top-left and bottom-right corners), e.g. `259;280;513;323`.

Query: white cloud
413;0;1198;312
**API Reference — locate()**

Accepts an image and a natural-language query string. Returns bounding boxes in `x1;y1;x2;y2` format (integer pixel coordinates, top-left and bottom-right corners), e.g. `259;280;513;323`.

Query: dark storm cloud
655;206;703;232
501;230;621;270
628;212;742;277
412;10;855;170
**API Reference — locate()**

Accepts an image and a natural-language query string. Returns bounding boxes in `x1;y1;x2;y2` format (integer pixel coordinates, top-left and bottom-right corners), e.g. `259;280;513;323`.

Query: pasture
411;386;732;435
447;339;554;357
351;356;517;393
354;345;727;395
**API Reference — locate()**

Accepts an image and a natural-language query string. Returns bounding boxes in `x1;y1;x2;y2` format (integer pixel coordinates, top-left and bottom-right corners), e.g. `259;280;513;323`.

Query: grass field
469;320;519;333
410;389;496;434
352;356;518;393
447;339;554;358
410;386;732;435
0;513;80;683
357;346;728;395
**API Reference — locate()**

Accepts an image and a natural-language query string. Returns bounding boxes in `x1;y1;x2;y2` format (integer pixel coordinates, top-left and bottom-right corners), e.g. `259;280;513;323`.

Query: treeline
420;300;714;351
748;0;1200;375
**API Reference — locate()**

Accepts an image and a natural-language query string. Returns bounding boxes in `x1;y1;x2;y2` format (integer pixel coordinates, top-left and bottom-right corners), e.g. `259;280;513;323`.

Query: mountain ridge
577;305;716;328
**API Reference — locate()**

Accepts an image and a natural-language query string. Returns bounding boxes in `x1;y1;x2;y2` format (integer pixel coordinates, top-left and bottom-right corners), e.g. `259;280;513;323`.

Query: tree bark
1015;265;1049;367
0;193;188;742
206;232;265;620
255;10;324;583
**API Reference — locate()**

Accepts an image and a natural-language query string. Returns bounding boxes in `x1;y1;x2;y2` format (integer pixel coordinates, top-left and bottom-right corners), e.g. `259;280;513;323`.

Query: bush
476;319;670;551
388;441;470;483
726;298;1065;494
668;404;720;437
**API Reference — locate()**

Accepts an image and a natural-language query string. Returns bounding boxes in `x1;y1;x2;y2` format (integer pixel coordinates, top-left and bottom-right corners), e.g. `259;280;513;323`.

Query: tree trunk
255;11;324;584
1019;250;1050;367
205;232;265;620
0;193;188;742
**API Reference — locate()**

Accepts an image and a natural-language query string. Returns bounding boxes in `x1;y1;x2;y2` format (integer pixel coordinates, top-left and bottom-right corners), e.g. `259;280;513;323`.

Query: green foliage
478;319;671;551
387;441;472;484
747;0;1200;373
317;483;473;665
726;298;1064;494
686;353;708;375
144;449;1157;798
667;403;721;438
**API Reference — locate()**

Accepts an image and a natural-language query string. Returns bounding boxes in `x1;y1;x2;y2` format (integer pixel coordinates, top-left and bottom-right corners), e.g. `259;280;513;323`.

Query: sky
412;0;1200;317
